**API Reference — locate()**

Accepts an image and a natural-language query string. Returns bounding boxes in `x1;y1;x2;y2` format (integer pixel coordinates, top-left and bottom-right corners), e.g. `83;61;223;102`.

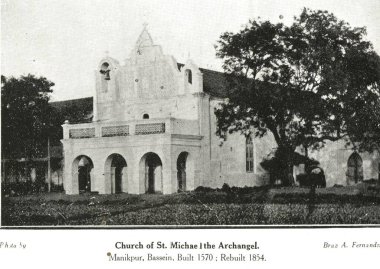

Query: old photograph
1;0;380;226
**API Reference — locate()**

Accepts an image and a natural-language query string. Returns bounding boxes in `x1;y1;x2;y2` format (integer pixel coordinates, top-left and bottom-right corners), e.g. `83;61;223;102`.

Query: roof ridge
177;62;224;74
50;96;93;104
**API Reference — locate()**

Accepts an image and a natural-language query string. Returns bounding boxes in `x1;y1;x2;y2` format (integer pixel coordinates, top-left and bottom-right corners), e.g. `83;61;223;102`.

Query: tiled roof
51;96;93;124
200;68;229;98
177;63;229;98
51;96;93;111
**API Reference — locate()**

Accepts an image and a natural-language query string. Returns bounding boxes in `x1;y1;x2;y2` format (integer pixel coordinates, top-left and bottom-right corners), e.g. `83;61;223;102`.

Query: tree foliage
1;74;55;159
215;8;380;184
345;89;380;152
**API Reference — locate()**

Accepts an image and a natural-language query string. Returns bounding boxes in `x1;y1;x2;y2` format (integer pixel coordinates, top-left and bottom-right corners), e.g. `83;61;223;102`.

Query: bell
104;70;111;80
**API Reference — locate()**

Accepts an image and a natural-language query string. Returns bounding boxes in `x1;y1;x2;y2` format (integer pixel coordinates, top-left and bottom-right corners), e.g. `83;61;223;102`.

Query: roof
51;96;93;124
177;63;229;98
51;96;93;111
200;68;229;98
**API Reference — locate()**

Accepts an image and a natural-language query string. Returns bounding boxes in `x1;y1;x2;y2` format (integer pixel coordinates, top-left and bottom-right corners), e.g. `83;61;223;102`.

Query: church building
61;27;379;195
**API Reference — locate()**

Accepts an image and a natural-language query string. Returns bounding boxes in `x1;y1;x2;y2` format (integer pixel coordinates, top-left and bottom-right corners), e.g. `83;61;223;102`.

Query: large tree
344;72;380;153
215;8;380;185
1;74;55;159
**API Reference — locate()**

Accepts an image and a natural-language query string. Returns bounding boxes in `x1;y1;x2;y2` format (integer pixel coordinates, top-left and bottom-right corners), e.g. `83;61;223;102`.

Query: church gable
94;26;204;122
123;26;183;100
130;60;179;99
130;26;162;62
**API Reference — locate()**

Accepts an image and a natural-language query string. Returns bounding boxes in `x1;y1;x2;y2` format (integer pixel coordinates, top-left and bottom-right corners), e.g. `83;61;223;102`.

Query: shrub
50;183;64;192
296;174;308;186
194;186;215;193
1;181;48;196
297;171;326;188
261;151;320;186
221;183;231;193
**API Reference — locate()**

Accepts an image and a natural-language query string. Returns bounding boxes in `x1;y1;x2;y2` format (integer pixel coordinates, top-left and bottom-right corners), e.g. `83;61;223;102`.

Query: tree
215;8;380;185
344;53;380;152
1;74;55;159
346;101;380;152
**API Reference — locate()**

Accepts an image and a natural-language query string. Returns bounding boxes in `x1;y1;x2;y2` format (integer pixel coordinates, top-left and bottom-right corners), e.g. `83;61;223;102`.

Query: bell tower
94;52;121;121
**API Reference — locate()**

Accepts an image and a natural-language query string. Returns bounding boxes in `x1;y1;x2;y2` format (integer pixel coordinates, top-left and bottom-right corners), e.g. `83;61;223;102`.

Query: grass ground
2;184;380;226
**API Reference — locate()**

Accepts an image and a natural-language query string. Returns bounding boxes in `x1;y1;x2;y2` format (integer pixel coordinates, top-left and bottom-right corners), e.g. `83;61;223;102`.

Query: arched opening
105;154;127;194
101;62;109;71
143;114;149;119
347;152;363;184
185;69;192;84
100;62;110;80
72;155;94;194
177;152;188;192
139;152;163;194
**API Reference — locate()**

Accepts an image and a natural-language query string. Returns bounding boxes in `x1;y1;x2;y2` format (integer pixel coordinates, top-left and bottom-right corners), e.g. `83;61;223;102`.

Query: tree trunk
278;146;295;186
285;162;295;186
304;145;309;171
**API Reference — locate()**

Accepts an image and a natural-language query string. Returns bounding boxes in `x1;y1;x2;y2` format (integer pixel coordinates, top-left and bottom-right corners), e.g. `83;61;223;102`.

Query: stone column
90;169;95;192
187;168;195;191
103;171;111;194
129;163;142;194
194;169;202;190
111;167;116;194
162;167;174;194
154;165;163;193
122;166;128;193
70;171;79;195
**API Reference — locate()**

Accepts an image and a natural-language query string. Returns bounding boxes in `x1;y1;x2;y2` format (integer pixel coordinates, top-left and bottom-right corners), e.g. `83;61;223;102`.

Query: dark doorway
114;166;122;193
145;153;162;194
347;152;363;184
77;156;93;193
177;152;188;192
105;154;127;194
111;155;127;193
148;165;154;193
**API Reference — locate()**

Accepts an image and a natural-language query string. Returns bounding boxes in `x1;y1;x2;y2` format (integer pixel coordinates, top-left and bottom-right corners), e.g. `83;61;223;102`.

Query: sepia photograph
1;0;380;227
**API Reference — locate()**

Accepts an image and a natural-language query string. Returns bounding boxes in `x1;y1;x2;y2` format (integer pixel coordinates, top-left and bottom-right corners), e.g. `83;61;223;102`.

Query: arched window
143;114;149;119
185;69;192;84
246;136;254;172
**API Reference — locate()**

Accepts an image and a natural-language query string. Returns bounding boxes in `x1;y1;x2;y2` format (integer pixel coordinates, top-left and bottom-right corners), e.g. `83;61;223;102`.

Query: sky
2;0;380;101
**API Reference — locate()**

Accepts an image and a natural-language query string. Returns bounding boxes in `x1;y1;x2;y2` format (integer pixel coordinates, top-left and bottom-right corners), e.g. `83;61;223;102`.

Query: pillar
103;171;112;194
70;171;79;195
111;167;116;194
154;165;163;193
129;162;143;194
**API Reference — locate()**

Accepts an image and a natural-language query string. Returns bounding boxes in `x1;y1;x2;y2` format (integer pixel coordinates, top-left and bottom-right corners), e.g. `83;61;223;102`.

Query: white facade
61;27;272;195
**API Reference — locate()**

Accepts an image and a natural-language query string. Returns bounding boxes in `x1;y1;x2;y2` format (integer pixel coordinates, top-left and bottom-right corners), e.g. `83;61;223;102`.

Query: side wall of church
204;99;276;188
307;141;380;186
207;100;379;188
